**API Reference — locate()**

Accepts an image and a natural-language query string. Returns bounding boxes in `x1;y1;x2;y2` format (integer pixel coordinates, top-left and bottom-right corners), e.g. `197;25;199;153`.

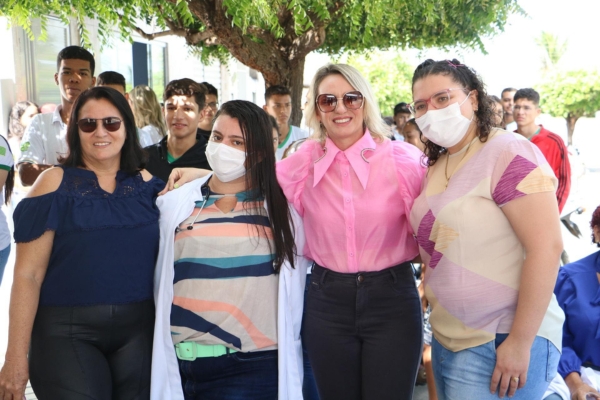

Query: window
99;39;134;93
148;42;166;100
132;40;166;100
29;17;70;105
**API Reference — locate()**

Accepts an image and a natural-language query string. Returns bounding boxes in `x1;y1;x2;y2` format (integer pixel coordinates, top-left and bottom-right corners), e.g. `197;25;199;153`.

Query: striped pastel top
409;129;565;352
170;189;278;352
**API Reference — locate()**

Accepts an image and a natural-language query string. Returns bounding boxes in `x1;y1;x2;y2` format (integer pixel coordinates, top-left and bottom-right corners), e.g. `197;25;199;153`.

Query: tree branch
132;20;217;46
132;26;177;40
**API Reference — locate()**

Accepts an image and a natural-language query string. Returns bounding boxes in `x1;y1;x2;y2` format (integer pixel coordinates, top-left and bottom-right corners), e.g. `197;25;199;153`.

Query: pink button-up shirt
277;131;426;273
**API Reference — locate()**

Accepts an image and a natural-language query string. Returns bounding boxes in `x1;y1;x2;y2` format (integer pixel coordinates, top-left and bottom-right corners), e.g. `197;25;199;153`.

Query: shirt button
349;252;354;257
343;172;348;177
348;226;352;230
345;198;351;203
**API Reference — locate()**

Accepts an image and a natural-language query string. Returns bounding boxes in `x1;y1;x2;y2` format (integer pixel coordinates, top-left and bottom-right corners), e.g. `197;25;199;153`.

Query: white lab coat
150;174;309;400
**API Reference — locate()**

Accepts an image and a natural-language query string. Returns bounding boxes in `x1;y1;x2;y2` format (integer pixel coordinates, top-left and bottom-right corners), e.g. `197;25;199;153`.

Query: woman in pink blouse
276;64;426;399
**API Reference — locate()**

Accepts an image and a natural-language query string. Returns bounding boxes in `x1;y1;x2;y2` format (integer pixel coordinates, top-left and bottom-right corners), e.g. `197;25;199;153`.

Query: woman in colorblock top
408;59;565;400
0;86;163;399
276;64;426;399
151;100;309;400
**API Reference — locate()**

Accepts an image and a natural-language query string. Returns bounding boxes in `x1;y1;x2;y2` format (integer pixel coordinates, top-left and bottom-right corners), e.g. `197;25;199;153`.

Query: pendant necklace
444;138;475;188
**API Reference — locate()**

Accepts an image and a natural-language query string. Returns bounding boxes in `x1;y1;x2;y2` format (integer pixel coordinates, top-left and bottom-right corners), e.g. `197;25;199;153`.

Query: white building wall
0;19;17;135
0;15;301;135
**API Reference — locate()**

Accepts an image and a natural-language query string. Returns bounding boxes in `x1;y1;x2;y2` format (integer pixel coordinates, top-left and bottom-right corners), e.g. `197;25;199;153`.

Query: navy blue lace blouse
14;166;163;306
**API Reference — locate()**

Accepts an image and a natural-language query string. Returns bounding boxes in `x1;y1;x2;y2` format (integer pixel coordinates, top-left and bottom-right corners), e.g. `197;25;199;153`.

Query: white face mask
205;141;247;182
415;94;474;148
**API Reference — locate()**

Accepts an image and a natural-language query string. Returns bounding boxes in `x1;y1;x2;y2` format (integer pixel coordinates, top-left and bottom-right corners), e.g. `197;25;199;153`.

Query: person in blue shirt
0;86;164;400
545;205;600;400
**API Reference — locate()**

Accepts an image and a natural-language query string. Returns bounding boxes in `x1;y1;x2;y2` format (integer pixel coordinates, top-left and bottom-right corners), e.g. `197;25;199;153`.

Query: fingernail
174;183;179;189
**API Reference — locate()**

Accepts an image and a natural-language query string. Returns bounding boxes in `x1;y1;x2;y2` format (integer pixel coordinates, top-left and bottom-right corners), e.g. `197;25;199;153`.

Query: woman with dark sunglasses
0;86;164;400
273;63;427;399
151;100;309;400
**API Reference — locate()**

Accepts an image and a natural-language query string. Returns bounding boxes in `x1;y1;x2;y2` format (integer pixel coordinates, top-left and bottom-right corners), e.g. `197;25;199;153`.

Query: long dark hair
61;86;147;174
0;136;14;205
214;100;296;271
412;59;495;166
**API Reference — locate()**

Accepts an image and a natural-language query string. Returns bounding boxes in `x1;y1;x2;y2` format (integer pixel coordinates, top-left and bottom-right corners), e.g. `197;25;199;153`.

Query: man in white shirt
263;85;309;161
18;46;96;186
501;87;517;131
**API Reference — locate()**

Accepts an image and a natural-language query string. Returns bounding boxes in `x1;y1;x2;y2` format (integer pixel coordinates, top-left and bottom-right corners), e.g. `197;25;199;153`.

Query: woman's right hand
158;168;211;195
571;384;600;400
0;357;29;399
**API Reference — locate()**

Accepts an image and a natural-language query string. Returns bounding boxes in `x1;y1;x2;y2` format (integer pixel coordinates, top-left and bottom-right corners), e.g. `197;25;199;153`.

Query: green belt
175;341;237;361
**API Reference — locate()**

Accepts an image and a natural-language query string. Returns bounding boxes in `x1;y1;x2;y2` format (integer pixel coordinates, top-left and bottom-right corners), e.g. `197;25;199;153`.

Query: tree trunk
566;113;577;146
183;1;326;127
262;58;306;127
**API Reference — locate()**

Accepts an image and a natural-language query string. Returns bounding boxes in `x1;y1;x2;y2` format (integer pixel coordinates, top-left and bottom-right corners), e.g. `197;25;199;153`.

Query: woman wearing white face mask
150;100;309;400
408;59;565;400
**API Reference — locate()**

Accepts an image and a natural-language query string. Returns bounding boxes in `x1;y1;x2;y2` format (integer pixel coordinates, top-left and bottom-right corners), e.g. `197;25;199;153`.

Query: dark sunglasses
316;91;364;113
77;117;122;133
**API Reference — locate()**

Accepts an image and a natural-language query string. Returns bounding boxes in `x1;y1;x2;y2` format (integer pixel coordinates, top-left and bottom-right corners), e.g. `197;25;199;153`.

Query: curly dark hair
591;205;600;247
163;78;207;110
411;59;495;166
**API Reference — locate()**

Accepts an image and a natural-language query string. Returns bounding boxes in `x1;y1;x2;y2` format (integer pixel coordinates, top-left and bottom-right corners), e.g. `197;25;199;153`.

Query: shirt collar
52;105;65;126
313;130;377;190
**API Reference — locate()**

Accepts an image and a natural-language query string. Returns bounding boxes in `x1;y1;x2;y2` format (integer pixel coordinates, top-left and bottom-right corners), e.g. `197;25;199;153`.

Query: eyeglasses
316;91;364;113
205;102;219;111
77;117;122;133
409;88;469;118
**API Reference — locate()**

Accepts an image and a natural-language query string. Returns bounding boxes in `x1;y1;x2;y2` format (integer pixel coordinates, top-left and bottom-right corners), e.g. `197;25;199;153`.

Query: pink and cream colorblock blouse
410;129;565;352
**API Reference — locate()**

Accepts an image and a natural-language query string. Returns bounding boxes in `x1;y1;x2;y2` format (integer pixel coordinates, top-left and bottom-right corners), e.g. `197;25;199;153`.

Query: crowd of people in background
0;44;596;400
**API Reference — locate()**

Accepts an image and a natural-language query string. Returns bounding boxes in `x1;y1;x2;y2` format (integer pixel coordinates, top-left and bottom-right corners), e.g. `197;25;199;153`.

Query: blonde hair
306;64;391;143
128;85;167;137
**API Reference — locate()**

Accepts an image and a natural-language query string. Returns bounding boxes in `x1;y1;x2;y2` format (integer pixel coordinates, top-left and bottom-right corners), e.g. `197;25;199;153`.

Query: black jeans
302;273;320;400
304;263;423;400
29;299;155;400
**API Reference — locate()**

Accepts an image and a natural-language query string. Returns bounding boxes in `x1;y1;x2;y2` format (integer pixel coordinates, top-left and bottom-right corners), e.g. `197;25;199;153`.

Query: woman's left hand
489;335;530;398
158;168;210;195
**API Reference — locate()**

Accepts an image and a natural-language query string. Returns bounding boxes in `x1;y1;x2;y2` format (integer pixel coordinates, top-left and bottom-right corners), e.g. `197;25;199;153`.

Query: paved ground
1;170;598;400
414;384;429;399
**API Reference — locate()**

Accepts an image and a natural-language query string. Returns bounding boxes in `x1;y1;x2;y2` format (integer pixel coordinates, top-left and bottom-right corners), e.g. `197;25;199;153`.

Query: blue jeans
178;349;278;400
0;244;10;287
432;334;560;400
